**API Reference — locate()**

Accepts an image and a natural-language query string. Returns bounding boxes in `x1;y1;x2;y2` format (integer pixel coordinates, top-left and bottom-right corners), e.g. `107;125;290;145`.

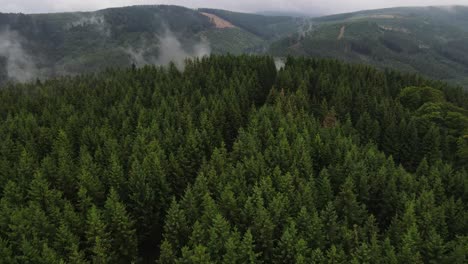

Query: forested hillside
0;5;212;84
3;5;468;89
0;5;283;85
0;56;467;263
271;6;468;88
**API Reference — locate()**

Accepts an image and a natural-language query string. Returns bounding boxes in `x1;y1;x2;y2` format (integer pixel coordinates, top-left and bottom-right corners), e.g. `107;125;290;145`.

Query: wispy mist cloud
0;29;38;82
274;58;285;70
66;14;111;36
124;29;210;70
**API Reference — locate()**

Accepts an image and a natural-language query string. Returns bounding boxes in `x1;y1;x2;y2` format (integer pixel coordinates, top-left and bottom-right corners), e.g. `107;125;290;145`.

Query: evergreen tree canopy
0;55;466;263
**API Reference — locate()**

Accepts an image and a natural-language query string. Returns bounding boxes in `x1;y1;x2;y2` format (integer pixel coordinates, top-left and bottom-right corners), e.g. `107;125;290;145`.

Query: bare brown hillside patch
338;25;346;40
201;12;236;29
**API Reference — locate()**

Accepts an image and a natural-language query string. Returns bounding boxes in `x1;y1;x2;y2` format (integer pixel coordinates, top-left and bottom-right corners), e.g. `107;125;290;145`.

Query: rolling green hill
270;6;468;88
0;5;210;82
0;5;295;84
2;5;468;89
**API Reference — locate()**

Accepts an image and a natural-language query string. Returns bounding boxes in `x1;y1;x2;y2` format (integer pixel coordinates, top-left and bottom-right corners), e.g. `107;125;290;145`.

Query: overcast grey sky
2;0;468;15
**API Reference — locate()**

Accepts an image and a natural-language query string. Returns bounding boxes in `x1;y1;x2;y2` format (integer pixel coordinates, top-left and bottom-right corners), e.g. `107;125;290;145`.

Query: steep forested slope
271;6;468;88
3;5;468;90
0;5;279;85
0;5;211;83
0;56;466;263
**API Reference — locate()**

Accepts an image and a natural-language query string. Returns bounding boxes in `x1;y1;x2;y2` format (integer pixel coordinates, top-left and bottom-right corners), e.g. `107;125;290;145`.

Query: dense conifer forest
0;55;467;263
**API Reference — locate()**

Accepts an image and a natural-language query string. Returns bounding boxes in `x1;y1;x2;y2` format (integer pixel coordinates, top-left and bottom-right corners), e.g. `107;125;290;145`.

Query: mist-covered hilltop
2;5;468;89
0;5;300;84
0;6;207;80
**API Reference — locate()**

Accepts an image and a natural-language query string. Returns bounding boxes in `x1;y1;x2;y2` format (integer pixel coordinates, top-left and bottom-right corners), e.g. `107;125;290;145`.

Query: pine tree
85;206;110;264
68;244;88;264
105;153;125;195
251;201;275;262
275;220;298;263
239;230;259;264
317;169;334;210
163;198;189;252
53;222;80;259
28;171;54;210
104;188;138;263
381;238;398;264
40;243;63;264
91;236;110;264
189;221;208;250
128;152;170;258
222;230;241;264
207;214;231;262
421;228;446;264
296;207;324;249
398;224;423;264
159;239;176;264
335;177;365;226
295;239;309;264
179;245;212;264
352;242;371;264
78;148;104;204
325;245;346;264
53;130;76;199
321;202;340;247
16;147;36;189
311;248;325;264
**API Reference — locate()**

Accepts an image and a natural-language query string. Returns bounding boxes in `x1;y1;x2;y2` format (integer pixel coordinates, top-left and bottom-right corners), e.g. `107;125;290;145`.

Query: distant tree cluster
0;55;466;263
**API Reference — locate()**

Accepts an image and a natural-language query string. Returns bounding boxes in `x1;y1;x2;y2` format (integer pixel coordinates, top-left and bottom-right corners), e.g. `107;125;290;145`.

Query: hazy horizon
1;0;468;15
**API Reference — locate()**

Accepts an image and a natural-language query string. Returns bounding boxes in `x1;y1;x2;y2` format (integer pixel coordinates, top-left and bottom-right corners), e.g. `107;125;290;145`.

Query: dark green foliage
0;55;466;263
399;86;446;110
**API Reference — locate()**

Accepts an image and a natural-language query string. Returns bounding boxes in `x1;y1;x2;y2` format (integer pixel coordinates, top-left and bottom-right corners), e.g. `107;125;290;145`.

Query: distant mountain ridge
1;4;468;88
270;5;468;88
0;5;296;84
256;10;321;18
